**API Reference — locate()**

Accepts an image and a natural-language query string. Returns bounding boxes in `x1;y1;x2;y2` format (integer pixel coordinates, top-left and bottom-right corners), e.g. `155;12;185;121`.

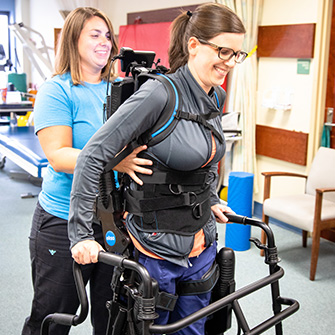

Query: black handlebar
40;262;89;333
98;252;154;297
225;213;275;247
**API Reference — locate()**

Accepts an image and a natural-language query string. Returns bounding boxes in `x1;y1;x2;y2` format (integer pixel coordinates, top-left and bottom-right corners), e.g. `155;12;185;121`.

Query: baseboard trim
253;201;301;234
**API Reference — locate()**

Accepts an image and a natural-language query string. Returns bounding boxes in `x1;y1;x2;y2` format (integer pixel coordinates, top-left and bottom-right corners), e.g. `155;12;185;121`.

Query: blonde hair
54;7;118;85
168;3;246;73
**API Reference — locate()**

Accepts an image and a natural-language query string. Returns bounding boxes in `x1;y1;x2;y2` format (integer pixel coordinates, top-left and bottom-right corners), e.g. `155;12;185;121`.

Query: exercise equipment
0;125;47;179
9;23;53;81
40;214;299;335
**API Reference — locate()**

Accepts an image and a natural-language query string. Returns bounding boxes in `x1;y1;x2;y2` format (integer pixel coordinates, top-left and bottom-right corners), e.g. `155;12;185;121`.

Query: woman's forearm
48;147;81;174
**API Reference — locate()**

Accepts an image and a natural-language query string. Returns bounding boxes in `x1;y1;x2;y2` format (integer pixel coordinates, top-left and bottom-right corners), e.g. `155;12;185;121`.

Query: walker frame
41;214;299;335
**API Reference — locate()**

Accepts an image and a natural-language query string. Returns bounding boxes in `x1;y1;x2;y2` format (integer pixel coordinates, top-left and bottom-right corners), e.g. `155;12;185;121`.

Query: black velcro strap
176;262;219;296
125;192;194;215
138;169;211;186
138;277;178;312
156;291;178;312
176;110;219;121
138;192;197;212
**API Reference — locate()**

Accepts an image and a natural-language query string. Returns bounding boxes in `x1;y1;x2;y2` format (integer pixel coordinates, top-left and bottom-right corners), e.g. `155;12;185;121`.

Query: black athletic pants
22;201;114;335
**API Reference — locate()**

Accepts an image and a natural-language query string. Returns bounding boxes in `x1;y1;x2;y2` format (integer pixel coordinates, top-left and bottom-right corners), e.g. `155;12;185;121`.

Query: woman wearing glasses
68;3;247;335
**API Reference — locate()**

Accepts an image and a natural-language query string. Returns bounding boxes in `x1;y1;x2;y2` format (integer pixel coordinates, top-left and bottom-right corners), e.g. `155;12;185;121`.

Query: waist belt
125;164;214;235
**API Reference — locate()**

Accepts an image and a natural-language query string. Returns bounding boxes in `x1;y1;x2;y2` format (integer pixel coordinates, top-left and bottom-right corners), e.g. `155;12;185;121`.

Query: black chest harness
125;159;214;235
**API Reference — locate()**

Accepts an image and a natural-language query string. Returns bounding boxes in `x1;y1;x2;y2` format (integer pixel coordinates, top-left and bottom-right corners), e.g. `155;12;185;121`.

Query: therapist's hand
114;145;153;185
71;240;104;265
211;203;235;223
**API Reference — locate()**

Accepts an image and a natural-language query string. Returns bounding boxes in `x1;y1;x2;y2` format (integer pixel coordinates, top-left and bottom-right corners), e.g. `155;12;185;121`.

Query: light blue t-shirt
34;72;107;220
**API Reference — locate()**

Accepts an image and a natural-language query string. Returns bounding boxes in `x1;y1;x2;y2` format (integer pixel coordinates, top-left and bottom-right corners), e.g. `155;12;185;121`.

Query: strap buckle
192;203;203;219
169;184;182;195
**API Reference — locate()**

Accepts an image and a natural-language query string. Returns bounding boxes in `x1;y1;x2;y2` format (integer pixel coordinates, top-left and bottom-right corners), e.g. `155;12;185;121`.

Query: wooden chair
261;147;335;280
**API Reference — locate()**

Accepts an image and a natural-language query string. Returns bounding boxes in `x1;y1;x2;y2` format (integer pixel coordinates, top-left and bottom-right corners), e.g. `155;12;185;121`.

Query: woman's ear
188;36;199;56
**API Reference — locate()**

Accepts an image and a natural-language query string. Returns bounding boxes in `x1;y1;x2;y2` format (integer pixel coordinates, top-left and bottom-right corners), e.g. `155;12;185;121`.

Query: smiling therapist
21;7;152;335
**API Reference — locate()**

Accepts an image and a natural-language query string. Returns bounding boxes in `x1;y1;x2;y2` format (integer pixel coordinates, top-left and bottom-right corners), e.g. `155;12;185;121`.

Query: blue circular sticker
105;231;116;246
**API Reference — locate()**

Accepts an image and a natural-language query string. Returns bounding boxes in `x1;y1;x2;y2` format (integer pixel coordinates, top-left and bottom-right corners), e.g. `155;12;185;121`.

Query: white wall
99;0;203;35
261;0;318;25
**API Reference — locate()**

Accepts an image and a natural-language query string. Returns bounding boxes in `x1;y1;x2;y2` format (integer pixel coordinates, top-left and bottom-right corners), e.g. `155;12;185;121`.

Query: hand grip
224;213;248;224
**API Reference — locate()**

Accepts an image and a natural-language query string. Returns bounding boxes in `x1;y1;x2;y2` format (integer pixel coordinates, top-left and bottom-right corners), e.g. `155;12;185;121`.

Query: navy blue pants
22;202;114;335
138;242;217;335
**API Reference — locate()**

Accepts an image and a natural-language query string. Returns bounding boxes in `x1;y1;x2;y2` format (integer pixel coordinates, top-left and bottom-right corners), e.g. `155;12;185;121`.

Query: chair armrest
315;187;335;194
262;172;307;201
261;171;307;178
314;188;335;230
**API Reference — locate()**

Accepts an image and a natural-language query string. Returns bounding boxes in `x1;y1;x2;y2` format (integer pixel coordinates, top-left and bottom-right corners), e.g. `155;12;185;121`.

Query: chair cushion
306;147;335;202
264;194;335;232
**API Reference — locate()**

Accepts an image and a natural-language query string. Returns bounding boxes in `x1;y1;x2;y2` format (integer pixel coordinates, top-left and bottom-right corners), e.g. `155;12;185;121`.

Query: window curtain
216;0;263;192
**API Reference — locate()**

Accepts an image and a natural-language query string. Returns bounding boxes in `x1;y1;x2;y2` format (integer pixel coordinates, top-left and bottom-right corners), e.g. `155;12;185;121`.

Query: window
0;11;11;71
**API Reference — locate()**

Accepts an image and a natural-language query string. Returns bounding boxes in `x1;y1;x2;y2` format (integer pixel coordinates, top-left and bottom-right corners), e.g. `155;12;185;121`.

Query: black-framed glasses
198;38;248;64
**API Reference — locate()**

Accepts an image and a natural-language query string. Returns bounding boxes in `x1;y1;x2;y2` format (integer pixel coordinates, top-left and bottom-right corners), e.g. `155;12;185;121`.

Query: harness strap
146;189;206;212
179;109;220;120
125;185;210;214
138;169;212;186
140;262;219;311
176;262;219;296
156;291;178;312
138;278;178;312
130;183;207;197
176;110;224;144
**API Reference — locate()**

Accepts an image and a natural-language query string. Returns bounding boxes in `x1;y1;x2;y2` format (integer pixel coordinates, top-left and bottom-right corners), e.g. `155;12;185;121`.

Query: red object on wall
118;22;171;69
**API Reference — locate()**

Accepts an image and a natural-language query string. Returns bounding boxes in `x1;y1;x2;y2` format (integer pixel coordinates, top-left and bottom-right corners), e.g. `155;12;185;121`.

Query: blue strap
151;73;179;139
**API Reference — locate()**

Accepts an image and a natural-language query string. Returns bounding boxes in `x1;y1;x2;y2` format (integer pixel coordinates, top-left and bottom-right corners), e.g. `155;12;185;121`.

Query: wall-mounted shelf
256;125;308;165
257;24;316;58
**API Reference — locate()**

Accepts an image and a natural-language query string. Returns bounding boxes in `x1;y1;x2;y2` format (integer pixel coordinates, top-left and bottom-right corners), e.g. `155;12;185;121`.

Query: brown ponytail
168;11;193;73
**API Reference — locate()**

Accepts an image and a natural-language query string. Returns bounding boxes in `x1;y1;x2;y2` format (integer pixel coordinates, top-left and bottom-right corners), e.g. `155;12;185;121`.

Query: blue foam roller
225;172;254;251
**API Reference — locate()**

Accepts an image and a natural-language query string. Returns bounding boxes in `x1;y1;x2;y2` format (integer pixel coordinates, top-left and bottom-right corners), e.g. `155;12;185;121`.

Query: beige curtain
216;0;263;193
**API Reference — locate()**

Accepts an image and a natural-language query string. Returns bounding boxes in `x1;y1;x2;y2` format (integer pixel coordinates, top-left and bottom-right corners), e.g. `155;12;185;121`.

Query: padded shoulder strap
137;73;181;147
104;73;180;173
